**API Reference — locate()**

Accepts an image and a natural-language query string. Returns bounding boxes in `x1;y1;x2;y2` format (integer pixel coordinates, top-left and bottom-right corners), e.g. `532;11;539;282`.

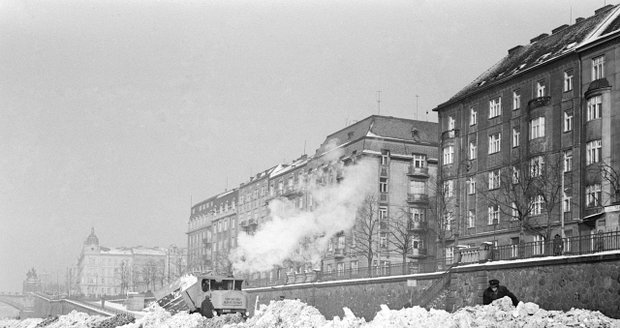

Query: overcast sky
0;0;612;292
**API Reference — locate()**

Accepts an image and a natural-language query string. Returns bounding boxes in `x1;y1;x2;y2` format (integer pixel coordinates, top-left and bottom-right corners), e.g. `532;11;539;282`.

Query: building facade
188;115;439;280
433;4;620;259
187;189;238;274
76;228;183;296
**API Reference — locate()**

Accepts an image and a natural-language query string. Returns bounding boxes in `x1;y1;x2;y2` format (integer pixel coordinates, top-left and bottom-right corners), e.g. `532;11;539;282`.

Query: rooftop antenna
376;90;382;114
415;95;419;120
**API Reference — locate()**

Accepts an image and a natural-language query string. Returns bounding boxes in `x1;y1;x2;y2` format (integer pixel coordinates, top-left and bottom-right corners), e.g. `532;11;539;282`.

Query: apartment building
433;4;620;259
186;189;238;274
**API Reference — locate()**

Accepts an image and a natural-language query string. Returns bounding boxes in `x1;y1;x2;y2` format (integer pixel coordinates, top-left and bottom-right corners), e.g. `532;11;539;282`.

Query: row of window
452;55;605;129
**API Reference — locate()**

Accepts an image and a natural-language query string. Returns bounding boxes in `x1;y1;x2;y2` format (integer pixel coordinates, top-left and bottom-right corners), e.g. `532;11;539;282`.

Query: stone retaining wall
246;252;620;320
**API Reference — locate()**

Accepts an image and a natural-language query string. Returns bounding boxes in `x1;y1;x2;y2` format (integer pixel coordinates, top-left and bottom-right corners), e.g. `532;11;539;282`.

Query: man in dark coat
199;295;215;318
483;279;519;306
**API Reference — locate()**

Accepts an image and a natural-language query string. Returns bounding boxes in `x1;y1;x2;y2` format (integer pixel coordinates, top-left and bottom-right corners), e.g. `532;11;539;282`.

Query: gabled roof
437;4;620;109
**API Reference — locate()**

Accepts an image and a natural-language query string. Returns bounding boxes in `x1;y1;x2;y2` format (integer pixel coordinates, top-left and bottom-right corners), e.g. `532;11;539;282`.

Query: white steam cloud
231;145;374;273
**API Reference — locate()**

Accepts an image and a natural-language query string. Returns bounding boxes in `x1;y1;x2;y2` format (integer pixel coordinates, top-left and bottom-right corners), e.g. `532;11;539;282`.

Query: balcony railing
408;248;428;259
407;166;429;178
408;220;428;232
333;248;345;259
379;167;389;177
528;96;551;109
407;193;429;204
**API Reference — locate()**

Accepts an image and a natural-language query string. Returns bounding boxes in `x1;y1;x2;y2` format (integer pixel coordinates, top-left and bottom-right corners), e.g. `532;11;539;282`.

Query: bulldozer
155;274;248;317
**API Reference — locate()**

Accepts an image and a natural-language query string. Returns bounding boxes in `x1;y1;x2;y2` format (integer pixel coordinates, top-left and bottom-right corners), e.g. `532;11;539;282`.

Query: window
380;233;387;248
412;154;427;168
469;140;477;159
530;117;545;139
410;208;425;222
337;262;344;276
563;192;571;212
488;169;501;190
563;111;573;132
448;116;456;130
563;150;573;172
444;212;453;231
443;146;454;164
351;261;358;274
530;156;544;177
512;166;520;184
587;95;602;121
381;150;390;165
512;90;521;110
586;184;602;207
488;205;500;225
443;180;454;198
532;195;544;215
564;70;573;92
379;178;388;193
592;55;605;80
536;80;546;97
467;210;476;228
586;140;602;165
489;133;501;154
470;108;477;126
467;178;476;195
489;97;502;118
510;202;519;220
379;206;388;221
512;127;520;148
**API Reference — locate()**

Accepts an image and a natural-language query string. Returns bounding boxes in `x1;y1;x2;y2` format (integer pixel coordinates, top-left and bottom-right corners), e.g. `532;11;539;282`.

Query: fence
245;257;455;288
493;230;620;261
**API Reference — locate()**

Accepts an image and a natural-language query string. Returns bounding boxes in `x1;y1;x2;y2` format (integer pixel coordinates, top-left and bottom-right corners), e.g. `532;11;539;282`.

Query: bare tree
351;194;380;277
115;260;130;296
427;176;452;261
387;207;414;274
536;153;565;240
598;161;620;204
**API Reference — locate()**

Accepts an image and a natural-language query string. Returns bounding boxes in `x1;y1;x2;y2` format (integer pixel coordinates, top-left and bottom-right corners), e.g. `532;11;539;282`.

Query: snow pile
227;300;327;328
1;297;619;328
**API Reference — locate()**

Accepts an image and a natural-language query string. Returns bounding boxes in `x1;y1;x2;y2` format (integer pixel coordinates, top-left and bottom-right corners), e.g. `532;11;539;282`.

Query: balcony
407;193;429;204
441;129;459;141
407;220;428;232
247;219;257;228
379;166;389;177
203;238;212;246
334;248;345;259
407;248;428;259
407;165;429;178
528;96;551;110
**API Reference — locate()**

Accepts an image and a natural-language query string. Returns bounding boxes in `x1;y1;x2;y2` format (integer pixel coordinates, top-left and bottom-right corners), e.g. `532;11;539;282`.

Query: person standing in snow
482;279;519;306
199;295;215;318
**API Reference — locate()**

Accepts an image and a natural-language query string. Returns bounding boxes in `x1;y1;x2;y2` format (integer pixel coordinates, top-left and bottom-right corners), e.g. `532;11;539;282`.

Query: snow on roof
439;4;620;107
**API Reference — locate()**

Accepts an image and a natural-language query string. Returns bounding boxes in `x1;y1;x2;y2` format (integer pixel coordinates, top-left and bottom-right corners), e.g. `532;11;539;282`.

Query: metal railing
493;230;620;260
244;257;455;288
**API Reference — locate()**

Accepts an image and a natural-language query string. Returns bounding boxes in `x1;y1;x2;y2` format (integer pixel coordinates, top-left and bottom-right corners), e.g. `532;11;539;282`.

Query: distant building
187;189;238;274
433;4;620;260
76;228;183;296
188;115;439;280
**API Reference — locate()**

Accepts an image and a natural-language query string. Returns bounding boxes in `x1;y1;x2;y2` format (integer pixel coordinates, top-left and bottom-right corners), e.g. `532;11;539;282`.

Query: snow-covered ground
1;296;619;328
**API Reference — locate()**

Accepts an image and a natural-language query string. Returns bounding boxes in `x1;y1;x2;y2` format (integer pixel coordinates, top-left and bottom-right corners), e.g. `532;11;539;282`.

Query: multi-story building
75;228;181;296
187;189;238;274
238;167;275;235
433;4;620;259
309;115;438;275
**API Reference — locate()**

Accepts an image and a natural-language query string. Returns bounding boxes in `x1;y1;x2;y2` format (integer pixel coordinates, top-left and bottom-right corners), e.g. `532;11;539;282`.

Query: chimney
575;17;585;23
508;45;523;55
530;33;549;44
552;24;569;34
595;4;614;15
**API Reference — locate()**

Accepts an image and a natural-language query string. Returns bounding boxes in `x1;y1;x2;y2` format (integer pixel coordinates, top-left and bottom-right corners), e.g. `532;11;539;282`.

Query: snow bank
1;297;619;328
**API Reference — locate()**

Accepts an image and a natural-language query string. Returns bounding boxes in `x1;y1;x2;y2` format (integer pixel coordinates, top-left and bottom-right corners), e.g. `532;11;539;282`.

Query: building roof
314;115;438;158
436;4;620;109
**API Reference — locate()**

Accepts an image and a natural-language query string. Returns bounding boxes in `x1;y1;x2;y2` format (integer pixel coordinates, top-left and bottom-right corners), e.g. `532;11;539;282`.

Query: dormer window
536;80;546;97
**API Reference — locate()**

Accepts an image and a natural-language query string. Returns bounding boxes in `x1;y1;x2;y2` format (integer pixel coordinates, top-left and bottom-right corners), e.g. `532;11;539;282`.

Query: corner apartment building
186;189;238;274
433;4;620;258
309;115;438;275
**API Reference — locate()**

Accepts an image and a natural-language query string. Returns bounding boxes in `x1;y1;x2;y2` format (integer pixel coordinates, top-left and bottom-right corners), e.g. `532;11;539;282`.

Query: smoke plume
231;156;374;273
